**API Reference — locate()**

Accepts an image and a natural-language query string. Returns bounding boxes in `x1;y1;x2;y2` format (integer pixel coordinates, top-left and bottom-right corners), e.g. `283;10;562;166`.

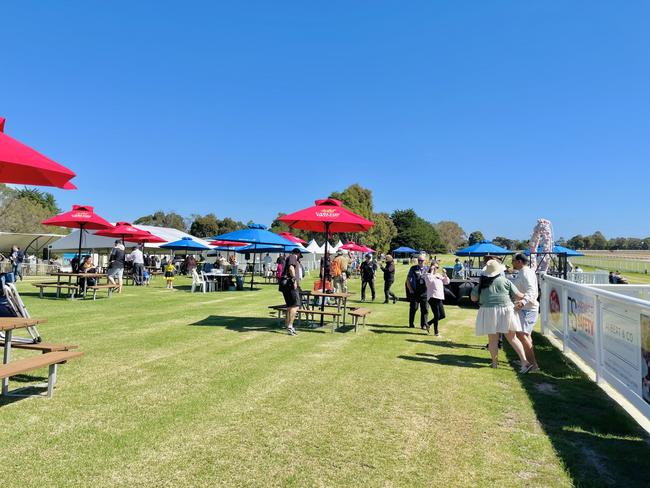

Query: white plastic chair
191;269;206;293
201;271;216;292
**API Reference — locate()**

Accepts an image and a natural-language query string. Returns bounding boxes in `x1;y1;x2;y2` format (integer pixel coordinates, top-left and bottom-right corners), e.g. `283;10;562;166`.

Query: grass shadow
504;332;650;486
190;315;326;334
371;329;429;336
398;352;490;368
406;339;486;350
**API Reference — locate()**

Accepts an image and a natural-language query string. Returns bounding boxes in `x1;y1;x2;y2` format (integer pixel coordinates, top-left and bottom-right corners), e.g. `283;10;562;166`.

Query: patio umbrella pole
76;223;85;272
250;243;257;290
320;222;330;327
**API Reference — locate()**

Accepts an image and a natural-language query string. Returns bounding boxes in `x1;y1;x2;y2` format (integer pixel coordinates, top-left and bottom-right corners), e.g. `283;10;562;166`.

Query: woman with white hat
470;259;532;372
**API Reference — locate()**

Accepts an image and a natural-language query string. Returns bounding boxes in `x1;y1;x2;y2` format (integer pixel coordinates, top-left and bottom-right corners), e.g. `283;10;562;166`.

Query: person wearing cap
380;254;397;304
470;259;533;372
425;261;449;336
359;253;377;302
280;248;304;336
332;250;350;293
406;254;430;329
512;253;540;371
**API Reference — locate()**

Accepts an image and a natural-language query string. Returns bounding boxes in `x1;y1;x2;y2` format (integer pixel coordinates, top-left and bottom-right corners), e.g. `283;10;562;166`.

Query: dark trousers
427;297;445;334
384;280;396;302
409;294;428;328
361;279;375;300
133;263;144;285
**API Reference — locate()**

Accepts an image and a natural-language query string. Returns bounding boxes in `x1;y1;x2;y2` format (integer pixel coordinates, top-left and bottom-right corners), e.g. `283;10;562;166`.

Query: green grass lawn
1;262;649;487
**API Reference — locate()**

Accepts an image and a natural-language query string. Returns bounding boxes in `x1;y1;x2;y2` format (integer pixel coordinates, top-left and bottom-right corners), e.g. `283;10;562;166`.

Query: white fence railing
572;256;650;274
567;271;609;285
540;275;650;426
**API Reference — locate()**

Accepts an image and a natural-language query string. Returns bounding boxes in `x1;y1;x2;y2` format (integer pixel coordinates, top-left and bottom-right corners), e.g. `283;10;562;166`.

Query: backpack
16;251;24;263
331;258;342;277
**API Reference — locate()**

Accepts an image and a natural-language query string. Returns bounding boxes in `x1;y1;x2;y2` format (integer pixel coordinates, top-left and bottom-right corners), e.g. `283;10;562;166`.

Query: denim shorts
518;309;538;334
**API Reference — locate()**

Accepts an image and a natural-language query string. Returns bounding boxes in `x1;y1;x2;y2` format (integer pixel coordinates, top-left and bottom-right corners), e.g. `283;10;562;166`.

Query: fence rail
572;256;650;274
540;274;650;428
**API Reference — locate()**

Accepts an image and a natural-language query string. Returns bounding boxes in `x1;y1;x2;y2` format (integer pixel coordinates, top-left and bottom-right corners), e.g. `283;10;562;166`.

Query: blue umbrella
160;236;212;252
455;240;514;256
212;224;297;289
393;246;418;254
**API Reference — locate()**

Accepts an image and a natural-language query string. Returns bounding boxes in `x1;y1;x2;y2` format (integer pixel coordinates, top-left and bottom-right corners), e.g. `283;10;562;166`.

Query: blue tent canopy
393;246;418;254
525;244;584;257
455;240;514;256
236;243;310;254
159;236;212;251
212;223;296;247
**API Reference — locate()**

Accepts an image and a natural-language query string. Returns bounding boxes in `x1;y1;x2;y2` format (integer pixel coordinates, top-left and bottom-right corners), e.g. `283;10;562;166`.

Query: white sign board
602;304;641;396
567;290;596;367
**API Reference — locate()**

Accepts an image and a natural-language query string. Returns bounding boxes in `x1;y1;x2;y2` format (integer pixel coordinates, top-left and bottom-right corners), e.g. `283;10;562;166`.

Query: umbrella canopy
131;230;167;245
455;240;514;257
340;241;368;252
0;117;76;189
278;198;374;233
160;237;212;251
213;223;296;247
278;232;307;245
42;205;112;230
525;244;584;257
95;221;149;243
236;243;310;254
393;246;418;254
42;204;113;271
209;240;249;247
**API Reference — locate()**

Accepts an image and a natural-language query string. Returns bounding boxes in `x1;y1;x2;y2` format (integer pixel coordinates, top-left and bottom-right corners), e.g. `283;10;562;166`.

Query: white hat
482;259;505;277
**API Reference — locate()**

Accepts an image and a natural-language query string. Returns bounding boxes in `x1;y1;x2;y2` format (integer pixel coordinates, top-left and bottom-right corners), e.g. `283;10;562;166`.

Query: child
143;269;151;286
164;261;176;289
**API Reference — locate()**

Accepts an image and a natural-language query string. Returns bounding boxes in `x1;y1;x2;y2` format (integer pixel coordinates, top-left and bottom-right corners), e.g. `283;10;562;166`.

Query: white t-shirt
513;266;539;310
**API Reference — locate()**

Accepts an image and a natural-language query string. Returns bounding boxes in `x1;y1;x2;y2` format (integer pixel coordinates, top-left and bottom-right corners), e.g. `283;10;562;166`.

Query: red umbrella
0;117;76;189
278;232;307;245
132;231;167;245
95;221;149;244
42;205;113;270
340;241;368;252
280;198;374;321
209;240;249;247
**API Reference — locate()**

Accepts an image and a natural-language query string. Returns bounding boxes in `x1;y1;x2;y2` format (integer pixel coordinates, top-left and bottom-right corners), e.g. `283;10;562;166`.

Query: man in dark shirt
359;253;377;302
281;248;303;336
380;254;397;304
406;255;429;328
107;240;126;293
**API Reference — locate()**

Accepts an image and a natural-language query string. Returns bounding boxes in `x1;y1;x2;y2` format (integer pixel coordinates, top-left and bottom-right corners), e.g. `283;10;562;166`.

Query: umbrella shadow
398;352;490;368
406;339;486;350
190;315;326;334
370;327;429;336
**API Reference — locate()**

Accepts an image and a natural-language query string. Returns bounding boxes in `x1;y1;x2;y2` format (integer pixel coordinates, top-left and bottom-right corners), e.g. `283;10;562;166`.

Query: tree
330;184;373;219
365;212;397;253
189;213;220;238
134;211;187;232
390;209;445;253
568;235;585;250
435;221;466;252
215;217;246;236
0;196;53;233
15;187;59;214
590;231;608;250
492;236;514;250
468;231;485;245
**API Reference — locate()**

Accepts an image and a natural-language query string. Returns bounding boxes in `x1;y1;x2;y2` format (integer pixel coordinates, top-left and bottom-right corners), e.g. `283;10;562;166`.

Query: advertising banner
602;304;641;395
566;290;596;367
548;286;563;339
641;314;650;405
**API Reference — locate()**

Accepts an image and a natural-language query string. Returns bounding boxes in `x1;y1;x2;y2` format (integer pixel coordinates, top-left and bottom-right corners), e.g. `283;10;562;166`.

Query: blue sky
2;1;649;240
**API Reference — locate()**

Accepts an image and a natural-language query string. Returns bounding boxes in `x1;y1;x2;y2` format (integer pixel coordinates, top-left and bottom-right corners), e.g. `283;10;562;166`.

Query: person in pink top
424;261;450;336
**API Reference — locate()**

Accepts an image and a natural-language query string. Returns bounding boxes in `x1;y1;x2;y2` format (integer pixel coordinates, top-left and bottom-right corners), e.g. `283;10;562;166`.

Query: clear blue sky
3;1;649;240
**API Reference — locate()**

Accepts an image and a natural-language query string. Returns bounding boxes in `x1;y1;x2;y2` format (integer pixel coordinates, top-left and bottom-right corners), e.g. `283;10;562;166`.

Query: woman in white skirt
471;260;533;372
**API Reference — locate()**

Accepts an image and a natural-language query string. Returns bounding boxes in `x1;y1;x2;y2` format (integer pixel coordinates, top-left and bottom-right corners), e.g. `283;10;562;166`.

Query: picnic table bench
1;317;82;398
267;305;342;332
86;283;119;300
32;282;80;298
349;307;372;333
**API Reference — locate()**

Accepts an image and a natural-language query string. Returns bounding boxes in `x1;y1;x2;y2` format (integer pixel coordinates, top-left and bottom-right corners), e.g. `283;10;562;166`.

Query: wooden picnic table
309;291;354;327
0;317;48;393
49;272;108;296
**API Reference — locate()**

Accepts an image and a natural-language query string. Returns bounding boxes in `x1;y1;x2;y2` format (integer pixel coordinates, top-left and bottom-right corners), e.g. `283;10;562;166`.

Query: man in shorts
512;253;539;371
107;240;126;293
281;248;303;336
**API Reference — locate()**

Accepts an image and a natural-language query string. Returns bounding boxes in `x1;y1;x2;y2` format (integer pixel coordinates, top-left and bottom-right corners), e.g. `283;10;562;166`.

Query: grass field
1;262;649;487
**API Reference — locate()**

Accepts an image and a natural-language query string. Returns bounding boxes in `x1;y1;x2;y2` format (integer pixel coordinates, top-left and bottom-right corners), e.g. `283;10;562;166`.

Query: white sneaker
287;327;297;336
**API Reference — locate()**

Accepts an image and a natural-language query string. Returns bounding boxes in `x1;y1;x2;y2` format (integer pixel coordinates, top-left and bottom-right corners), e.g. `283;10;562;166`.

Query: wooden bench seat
85;284;118;300
349;307;372;333
32;282;79;298
0;350;84;398
0;341;78;353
